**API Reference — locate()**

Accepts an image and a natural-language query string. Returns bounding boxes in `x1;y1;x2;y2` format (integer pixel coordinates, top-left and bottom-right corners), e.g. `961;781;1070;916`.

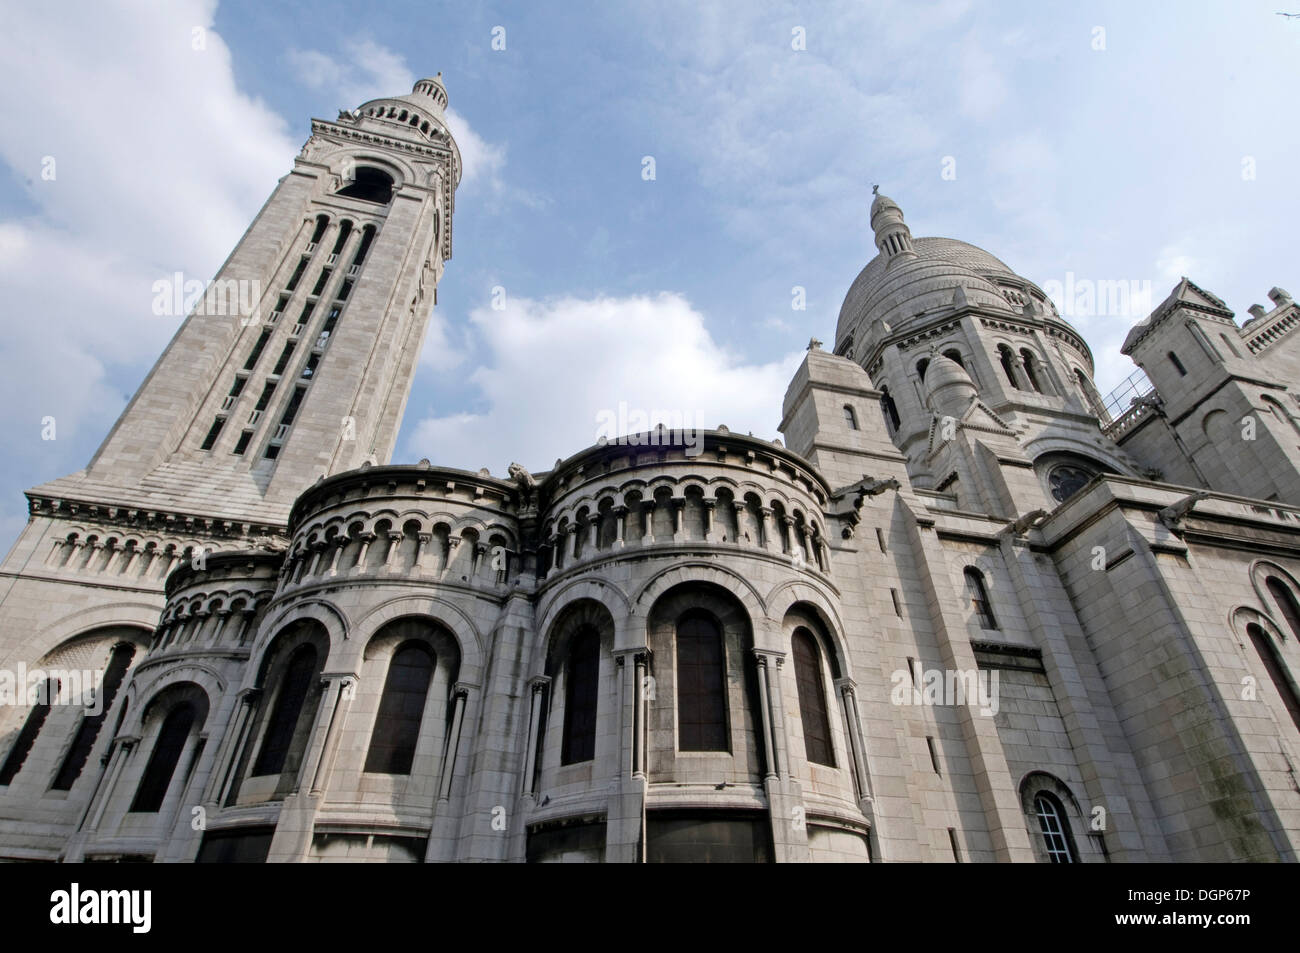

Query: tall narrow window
231;431;252;455
1020;349;1044;392
253;381;276;411
1034;792;1077;862
351;226;377;268
1267;577;1300;641
1247;623;1300;732
329;220;353;255
676;612;728;751
300;354;321;380
199;417;225;451
271;342;296;376
309;215;329;245
0;678;59;785
792;629;834;767
285;257;308;292
917;358;930;381
130;702;195;812
999;345;1021;389
964;568;998;630
1168;351;1187;376
561;627;600;765
51;644;135;790
310;268;332;297
252;644;318;777
278;387;306;427
243;329;271;370
364;642;434;775
880;386;900;434
843;404;858;430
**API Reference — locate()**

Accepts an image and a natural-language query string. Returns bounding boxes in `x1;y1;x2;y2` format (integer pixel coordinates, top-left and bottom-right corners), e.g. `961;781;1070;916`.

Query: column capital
752;647;787;665
528;674;552;691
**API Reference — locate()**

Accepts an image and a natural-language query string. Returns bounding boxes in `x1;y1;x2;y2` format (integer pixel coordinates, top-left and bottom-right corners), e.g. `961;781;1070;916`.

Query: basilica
0;75;1297;862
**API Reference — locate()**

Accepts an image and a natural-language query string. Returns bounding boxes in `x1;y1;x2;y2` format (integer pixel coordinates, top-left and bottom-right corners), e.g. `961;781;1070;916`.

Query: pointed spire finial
872;183;879;195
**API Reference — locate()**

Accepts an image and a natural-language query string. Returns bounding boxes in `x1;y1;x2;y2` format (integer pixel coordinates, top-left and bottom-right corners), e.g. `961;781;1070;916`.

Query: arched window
942;349;965;370
964;568;998;630
336;167;394;204
999;346;1021;390
252;644;319;777
879;386;900;434
1247;623;1300;732
130;702;195;813
1267;577;1300;641
1020;349;1044;393
51;643;136;790
309;214;329;244
329;219;353;256
351;225;377;269
1168;351;1187;376
364;642;434;775
917;358;930;381
0;678;59;785
1033;792;1077;863
676;612;728;751
792;629;834;767
843;404;858;430
561;627;600;764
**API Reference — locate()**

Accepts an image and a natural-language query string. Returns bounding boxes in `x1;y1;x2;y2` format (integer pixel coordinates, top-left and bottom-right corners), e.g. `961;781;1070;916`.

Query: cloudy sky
1;0;1298;543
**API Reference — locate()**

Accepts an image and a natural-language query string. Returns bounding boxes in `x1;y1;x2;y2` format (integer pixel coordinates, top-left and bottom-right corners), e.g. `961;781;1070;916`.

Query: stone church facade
0;77;1297;862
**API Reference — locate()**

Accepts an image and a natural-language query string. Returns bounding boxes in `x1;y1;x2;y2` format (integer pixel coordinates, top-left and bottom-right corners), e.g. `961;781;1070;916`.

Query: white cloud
286;39;505;188
0;0;297;519
403;293;803;475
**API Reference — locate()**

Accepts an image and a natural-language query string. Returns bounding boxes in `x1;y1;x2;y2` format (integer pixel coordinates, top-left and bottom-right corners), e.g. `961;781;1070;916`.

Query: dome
836;237;1019;347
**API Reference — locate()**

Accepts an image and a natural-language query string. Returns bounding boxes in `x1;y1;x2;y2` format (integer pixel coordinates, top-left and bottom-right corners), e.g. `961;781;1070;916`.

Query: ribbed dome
836;237;1019;347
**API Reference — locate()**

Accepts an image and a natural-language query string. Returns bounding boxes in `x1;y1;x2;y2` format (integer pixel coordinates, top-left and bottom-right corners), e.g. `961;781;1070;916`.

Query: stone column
309;675;357;795
782;516;796;558
413;532;431;573
836;677;872;805
352;532;375;572
613;505;627;549
642;501;655;544
327;538;346;576
703;499;716;541
211;689;260;806
672;499;685;542
520;675;551;799
554;526;569;570
382;532;402;571
438;684;471;803
753;651;780;780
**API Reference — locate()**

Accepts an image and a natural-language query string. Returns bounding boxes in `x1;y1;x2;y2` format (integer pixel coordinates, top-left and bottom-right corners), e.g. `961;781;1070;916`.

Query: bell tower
0;77;461;685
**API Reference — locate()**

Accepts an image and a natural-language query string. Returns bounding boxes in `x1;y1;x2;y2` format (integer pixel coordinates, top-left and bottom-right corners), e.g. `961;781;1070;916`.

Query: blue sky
1;0;1298;543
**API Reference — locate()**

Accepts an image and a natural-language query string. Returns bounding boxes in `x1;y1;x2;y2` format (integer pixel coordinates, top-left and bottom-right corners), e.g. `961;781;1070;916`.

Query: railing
1101;367;1153;421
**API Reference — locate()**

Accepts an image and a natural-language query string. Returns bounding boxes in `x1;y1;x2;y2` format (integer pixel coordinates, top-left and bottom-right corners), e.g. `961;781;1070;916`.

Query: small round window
1048;465;1092;502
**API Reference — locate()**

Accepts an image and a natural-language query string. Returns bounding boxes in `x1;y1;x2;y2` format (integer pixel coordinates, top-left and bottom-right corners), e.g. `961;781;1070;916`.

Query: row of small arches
284;521;515;588
362;104;437;138
45;534;208;580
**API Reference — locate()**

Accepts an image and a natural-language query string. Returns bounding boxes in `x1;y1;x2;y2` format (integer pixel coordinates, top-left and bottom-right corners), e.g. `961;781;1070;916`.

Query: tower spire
870;188;916;263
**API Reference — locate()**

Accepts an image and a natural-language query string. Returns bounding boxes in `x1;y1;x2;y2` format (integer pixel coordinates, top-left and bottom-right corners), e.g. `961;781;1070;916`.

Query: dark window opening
243;329;271;371
285;258;308;292
0;678;59;785
309;215;329;244
561;627;600;765
676;612;728;752
263;444;280;460
227;376;247;399
1247;623;1300;733
271;343;295;377
1267;577;1300;641
337;168;394;204
231;431;252;456
1020;349;1043;392
364;642;434;775
917;358;930;381
52;645;135;790
200;417;225;451
1000;345;1021;389
301;354;321;379
942;349;965;369
964;568;998;630
880;386;901;434
843;404;858;430
337;280;354;301
311;268;332;297
130;702;195;812
279;387;306;427
330;220;353;255
1168;351;1187;376
253;381;276;411
351;227;377;268
252;644;318;777
792;629;834;767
